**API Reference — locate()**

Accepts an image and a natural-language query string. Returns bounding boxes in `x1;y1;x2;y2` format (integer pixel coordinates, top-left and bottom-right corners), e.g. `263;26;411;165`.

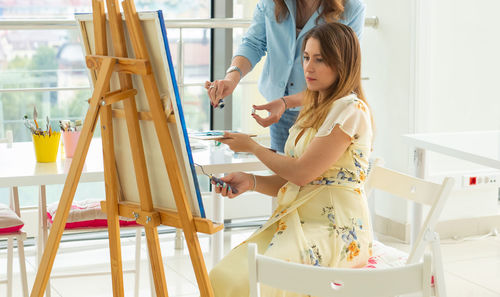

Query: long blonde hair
296;22;369;130
273;0;345;24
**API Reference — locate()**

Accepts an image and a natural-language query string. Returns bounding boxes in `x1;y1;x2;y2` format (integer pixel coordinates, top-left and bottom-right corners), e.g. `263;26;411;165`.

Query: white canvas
76;11;205;218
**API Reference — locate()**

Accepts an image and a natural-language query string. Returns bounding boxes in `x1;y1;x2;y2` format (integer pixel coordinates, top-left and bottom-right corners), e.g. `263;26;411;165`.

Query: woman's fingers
252;113;277;127
206;80;229;107
206;80;219;107
215;80;225;100
252;103;270;110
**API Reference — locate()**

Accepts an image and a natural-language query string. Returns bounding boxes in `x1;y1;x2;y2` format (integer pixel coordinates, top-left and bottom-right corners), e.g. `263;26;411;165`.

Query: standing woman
209;22;373;297
205;0;365;153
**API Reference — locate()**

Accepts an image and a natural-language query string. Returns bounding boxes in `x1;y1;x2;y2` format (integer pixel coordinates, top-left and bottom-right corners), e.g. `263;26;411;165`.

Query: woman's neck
296;0;319;29
318;91;326;102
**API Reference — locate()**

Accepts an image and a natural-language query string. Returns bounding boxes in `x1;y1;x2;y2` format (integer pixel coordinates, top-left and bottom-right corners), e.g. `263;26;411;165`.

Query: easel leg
146;244;156;297
30;57;116;297
145;227;168;297
102;105;126;297
120;1;216;296
91;2;126;296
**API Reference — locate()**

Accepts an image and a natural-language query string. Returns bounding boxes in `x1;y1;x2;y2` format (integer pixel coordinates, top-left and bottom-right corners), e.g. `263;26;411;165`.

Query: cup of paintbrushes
32;132;61;163
61;130;81;158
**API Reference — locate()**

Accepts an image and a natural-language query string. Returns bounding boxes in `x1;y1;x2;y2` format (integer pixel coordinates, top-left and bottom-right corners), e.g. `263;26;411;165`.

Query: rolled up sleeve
234;0;267;68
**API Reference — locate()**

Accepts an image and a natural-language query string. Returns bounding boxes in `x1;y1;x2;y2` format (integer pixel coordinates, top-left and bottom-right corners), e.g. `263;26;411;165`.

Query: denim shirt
234;0;365;109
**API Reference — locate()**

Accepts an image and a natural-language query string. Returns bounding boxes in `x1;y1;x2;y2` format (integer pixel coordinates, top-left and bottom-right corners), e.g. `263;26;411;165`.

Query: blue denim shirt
234;0;365;109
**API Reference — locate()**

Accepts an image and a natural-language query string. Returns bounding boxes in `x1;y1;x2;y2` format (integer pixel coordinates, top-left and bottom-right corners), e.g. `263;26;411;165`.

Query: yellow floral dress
210;94;373;297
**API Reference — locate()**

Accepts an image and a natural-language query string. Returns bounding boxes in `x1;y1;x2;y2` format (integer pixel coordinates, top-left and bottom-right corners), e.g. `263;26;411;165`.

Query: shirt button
290;82;294;86
280;81;285;88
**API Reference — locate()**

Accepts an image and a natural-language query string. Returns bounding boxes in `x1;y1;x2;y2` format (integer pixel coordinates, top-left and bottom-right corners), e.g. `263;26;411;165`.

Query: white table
0;140;105;264
402;130;500;242
0;140;105;297
0;140;267;267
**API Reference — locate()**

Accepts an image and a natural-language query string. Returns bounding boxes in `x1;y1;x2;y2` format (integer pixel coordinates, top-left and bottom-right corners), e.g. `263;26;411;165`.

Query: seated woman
210;22;374;297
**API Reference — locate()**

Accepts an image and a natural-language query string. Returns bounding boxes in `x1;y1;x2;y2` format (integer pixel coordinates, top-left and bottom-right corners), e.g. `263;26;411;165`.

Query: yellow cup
32;132;61;163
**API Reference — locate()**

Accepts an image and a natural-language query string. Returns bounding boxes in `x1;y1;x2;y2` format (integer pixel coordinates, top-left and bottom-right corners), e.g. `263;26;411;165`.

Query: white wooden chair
42;199;144;297
248;243;432;297
364;161;454;297
0;188;29;297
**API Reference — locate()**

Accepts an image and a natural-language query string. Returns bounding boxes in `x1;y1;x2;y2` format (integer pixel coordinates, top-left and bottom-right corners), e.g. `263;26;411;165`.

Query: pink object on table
62;130;81;158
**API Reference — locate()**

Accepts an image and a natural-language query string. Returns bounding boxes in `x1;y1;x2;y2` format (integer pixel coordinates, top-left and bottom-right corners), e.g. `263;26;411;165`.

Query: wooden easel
30;0;222;296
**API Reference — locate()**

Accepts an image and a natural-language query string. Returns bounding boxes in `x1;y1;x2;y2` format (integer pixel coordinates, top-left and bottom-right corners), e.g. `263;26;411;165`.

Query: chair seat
363;240;408;269
364;240;436;286
47;199;138;229
0;203;24;234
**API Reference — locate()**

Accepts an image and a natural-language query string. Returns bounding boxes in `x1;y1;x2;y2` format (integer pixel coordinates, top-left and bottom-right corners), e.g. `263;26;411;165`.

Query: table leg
412;148;426;244
174;229;184;250
211;174;224;266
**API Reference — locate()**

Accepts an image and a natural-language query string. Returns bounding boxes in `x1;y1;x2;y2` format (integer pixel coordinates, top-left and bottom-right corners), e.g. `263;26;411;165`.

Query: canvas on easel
30;1;221;296
77;10;206;218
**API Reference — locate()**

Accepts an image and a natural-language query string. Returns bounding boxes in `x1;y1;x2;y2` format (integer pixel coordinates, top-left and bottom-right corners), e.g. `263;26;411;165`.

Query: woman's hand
212;172;254;198
219;132;259;153
204;79;238;108
251;98;286;127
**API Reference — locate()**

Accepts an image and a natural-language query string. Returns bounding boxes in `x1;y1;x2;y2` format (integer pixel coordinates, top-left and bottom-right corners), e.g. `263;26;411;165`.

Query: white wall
361;0;416;223
362;0;500;232
428;0;500;134
427;0;500;176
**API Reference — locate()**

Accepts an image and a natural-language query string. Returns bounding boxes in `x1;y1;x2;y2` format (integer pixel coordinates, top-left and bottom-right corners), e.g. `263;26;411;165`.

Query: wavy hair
295;22;370;131
273;0;345;24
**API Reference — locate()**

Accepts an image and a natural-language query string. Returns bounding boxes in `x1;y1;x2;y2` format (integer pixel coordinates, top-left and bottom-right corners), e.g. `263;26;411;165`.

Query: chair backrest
364;161;454;263
248;243;432;297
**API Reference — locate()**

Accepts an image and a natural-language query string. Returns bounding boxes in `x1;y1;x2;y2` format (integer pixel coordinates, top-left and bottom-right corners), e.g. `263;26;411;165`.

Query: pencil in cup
32;132;61;163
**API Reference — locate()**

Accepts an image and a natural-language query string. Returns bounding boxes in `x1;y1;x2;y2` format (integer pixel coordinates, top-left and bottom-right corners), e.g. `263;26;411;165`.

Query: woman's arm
214;173;287;198
205;0;267;107
254;174;288;196
221;125;352;186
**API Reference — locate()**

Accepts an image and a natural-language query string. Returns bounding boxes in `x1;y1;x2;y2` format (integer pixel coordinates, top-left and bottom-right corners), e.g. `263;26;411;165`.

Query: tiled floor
1;227;500;297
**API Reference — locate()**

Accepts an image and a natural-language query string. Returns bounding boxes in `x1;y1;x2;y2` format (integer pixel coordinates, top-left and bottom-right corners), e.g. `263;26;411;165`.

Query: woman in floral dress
209;22;374;297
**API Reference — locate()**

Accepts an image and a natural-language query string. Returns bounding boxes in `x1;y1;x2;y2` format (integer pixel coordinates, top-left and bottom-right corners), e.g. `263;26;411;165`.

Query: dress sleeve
316;98;371;140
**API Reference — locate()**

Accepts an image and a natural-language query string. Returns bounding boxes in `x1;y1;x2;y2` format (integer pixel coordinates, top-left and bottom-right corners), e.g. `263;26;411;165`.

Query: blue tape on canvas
157;10;206;218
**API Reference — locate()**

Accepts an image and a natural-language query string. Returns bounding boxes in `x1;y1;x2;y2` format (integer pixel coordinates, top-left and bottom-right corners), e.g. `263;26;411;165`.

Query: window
0;1;215;207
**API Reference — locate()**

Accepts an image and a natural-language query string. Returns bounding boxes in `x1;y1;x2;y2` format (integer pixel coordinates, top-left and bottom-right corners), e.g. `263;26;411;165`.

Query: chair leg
17;235;29;297
431;235;447;297
134;228;142;297
7;237;13;297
